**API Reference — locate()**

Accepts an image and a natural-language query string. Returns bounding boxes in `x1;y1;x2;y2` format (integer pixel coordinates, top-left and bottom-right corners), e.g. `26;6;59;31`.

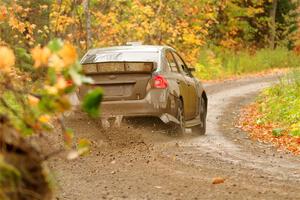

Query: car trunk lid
79;62;155;101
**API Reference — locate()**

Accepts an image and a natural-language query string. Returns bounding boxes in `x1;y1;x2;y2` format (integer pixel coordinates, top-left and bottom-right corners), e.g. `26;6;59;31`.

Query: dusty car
79;44;207;134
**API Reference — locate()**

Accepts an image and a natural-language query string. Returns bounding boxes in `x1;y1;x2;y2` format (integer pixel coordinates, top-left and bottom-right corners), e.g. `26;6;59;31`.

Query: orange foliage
0;46;15;72
31;46;51;68
58;43;78;66
237;104;300;155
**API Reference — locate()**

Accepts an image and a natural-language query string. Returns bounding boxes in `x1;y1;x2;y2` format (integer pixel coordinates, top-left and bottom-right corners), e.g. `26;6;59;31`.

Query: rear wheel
177;99;186;134
192;96;207;135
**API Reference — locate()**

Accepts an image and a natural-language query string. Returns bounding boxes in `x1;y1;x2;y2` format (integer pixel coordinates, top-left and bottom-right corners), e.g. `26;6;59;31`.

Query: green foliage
275;0;299;48
194;50;223;80
257;69;300;137
82;88;103;118
195;47;300;80
290;130;300;137
272;128;284;137
211;0;299;49
0;156;21;189
15;48;34;72
0;38;104;197
77;138;90;156
47;39;64;53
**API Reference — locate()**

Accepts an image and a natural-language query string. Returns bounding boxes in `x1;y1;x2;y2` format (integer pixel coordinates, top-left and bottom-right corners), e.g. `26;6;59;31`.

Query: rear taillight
153;75;168;89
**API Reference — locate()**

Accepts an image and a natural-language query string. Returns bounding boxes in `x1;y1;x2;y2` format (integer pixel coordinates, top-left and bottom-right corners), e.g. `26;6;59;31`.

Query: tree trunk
0;125;52;200
269;0;278;49
83;0;92;50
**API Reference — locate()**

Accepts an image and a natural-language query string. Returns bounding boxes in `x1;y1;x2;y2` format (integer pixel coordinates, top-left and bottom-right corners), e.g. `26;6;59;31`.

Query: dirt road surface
47;74;300;200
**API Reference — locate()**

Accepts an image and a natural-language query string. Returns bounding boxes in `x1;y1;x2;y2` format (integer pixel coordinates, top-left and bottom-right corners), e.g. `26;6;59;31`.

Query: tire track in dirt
175;76;300;180
48;74;300;200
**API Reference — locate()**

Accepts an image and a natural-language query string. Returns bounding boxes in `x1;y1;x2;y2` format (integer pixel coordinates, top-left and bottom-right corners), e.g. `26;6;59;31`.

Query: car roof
81;45;176;65
86;45;174;54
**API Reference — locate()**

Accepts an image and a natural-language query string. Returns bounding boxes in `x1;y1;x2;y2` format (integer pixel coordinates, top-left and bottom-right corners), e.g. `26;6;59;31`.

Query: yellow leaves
220;38;239;49
0;46;15;72
40;4;48;10
58;43;77;66
38;115;51;124
45;85;58;95
48;54;65;71
31;46;51;68
50;3;77;33
44;77;68;95
183;33;199;45
247;7;264;16
55;76;68;90
6;7;35;45
30;41;77;73
291;122;300;132
143;5;155;17
0;6;7;21
28;95;40;106
31;43;77;70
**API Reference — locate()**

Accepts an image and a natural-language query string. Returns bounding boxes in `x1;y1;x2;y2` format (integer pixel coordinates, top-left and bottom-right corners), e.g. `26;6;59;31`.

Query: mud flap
160;113;180;124
101;115;123;128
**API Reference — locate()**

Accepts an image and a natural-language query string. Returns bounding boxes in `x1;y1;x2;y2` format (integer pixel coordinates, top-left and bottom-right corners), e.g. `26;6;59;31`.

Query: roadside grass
195;47;300;80
238;69;300;154
258;70;300;136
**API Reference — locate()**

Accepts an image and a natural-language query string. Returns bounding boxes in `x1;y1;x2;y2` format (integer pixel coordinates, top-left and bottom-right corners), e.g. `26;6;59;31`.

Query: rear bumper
100;89;175;118
101;99;161;117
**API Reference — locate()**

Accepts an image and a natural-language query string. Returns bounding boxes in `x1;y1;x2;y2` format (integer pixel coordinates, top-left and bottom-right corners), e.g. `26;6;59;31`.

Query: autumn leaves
0;39;101;135
31;43;77;69
0;46;15;72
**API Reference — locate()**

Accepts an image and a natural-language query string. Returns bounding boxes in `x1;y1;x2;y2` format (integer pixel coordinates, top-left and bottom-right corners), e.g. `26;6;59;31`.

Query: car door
172;51;198;119
164;50;193;120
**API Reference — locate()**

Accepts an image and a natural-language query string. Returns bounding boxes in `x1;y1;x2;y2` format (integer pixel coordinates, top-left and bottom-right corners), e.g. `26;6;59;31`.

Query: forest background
1;0;300;79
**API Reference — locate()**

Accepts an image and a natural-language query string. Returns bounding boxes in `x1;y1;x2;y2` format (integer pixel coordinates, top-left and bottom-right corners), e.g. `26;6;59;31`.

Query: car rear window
81;51;159;63
83;62;154;74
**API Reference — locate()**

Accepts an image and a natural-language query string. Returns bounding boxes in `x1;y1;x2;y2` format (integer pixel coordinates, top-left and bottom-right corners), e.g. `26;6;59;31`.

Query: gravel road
48;74;300;200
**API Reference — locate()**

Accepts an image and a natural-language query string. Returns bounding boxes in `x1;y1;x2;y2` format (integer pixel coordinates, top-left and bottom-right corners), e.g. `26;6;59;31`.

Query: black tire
192;96;207;135
177;99;186;134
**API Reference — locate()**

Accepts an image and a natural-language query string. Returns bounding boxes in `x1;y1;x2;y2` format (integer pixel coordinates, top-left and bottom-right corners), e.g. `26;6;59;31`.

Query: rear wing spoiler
81;62;158;75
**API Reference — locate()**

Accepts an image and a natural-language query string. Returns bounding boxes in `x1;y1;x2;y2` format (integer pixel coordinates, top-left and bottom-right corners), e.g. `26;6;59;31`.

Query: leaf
289;130;300;137
15;47;34;71
272;128;284;137
69;68;83;86
81;76;94;84
67;139;90;160
78;138;90;150
212;177;225;184
64;128;74;148
38;114;51;123
77;139;90;155
47;67;57;85
69;67;93;86
256;118;263;125
47;38;63;52
58;43;77;66
81;88;103;118
31;46;51;68
0;46;15;72
73;61;82;71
